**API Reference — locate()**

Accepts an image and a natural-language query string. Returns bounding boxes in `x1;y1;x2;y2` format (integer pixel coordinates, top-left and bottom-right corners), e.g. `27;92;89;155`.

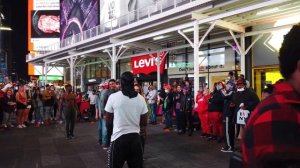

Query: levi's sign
131;52;166;75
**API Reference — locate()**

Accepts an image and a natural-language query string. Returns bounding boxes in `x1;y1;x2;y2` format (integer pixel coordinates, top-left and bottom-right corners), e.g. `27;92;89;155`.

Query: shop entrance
254;67;283;99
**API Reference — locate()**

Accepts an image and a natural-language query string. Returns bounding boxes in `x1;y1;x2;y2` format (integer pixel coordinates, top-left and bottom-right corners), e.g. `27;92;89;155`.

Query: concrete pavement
0;122;231;168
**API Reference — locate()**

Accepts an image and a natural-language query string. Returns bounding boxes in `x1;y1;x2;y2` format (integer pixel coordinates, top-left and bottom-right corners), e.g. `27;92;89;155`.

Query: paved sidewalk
0;122;231;168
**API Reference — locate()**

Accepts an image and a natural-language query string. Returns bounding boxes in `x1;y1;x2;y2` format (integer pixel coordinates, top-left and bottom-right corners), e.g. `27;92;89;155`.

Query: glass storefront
168;46;239;91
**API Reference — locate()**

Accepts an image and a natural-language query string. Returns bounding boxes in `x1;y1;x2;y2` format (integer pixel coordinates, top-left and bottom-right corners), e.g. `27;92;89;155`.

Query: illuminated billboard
28;0;63;76
31;10;60;38
60;0;99;40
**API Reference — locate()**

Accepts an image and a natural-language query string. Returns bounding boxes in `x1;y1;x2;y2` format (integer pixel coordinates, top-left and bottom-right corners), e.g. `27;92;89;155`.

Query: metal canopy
27;0;300;87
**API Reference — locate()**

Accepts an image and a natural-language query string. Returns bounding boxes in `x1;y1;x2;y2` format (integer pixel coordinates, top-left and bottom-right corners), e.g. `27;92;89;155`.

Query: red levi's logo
131;52;166;75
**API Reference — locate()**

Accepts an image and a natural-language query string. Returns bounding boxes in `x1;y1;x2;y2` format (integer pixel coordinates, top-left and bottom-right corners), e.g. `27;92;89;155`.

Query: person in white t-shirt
88;90;97;121
105;71;148;168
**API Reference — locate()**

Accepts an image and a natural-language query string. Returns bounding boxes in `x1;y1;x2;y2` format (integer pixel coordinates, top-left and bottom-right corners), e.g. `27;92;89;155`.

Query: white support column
63;67;67;84
70;59;74;87
45;63;48;85
67;56;78;89
156;53;161;90
80;65;85;92
111;46;117;79
42;64;45;86
240;33;246;76
178;21;215;98
193;23;199;97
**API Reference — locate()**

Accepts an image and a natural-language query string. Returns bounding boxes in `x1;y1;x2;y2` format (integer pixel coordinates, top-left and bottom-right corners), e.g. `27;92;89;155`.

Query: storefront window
90;59;96;78
254;68;283;99
120;60;132;74
169;54;185;68
85;61;91;79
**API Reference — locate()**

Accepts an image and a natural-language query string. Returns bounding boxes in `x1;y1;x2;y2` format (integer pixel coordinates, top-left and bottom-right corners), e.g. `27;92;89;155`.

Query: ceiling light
0;26;12;31
182;28;194;33
256;8;279;15
182;26;206;33
153;35;166;40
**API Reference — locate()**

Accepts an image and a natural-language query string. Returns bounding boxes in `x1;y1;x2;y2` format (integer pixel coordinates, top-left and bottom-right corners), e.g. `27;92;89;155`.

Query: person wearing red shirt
196;88;211;138
242;24;300;167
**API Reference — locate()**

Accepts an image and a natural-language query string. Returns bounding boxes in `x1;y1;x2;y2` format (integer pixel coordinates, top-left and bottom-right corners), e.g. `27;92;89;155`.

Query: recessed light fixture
182;28;194;33
153;35;167;40
182;26;206;33
256;7;279;15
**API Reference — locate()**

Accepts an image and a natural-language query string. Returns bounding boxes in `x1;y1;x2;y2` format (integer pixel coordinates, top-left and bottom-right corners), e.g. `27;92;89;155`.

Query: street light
0;12;12;83
0;12;12;31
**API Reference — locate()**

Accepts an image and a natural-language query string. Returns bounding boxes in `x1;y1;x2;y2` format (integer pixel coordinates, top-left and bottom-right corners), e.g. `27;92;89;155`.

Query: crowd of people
0;71;272;161
1;24;300;168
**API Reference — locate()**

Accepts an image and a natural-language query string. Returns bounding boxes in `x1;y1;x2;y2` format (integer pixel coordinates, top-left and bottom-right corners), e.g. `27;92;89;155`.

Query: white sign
34;65;64;76
133;57;157;68
34;0;59;10
31;38;60;51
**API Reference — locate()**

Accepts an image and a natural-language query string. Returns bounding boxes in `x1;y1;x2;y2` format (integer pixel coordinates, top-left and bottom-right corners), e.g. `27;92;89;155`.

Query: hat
164;85;171;91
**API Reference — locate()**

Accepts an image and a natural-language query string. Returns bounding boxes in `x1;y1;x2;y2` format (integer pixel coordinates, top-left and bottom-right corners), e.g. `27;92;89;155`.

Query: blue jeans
175;109;182;131
44;106;52;120
35;106;44;122
98;118;108;145
149;103;157;123
163;109;172;128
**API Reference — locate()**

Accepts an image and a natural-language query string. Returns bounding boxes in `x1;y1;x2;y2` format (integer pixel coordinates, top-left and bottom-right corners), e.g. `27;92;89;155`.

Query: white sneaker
31;120;35;124
22;124;27;128
17;125;23;128
2;124;7;128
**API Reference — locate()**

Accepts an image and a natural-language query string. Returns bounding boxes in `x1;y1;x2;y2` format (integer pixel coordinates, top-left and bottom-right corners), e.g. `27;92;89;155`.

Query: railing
29;0;195;61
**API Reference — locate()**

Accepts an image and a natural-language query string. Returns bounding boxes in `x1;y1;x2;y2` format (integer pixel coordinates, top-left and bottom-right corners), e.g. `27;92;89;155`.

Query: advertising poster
31;10;60;38
60;0;99;40
28;0;63;76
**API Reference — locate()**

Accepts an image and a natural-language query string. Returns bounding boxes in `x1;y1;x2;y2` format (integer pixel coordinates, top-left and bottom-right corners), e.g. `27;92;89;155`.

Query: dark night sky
1;0;28;81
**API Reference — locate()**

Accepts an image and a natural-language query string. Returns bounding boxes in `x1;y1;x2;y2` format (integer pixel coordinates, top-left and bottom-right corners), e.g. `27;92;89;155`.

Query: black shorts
16;102;27;110
108;133;143;168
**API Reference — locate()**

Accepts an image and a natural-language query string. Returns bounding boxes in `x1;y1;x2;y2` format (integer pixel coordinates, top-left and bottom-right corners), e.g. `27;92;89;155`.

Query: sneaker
17;125;23;128
2;124;7;128
34;123;41;128
31;120;35;124
207;136;217;141
9;124;14;128
70;135;75;139
21;124;27;128
220;146;234;153
102;145;109;150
